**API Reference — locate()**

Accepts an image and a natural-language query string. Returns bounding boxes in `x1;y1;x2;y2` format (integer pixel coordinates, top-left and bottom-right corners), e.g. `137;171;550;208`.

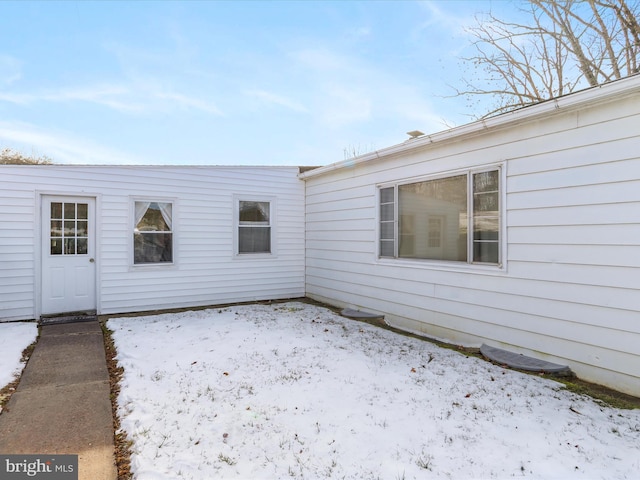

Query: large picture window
238;200;271;254
379;169;500;265
134;201;173;264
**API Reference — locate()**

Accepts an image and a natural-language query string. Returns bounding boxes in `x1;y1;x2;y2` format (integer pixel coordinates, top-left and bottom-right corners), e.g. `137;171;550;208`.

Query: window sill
130;262;177;271
376;256;506;275
234;253;276;260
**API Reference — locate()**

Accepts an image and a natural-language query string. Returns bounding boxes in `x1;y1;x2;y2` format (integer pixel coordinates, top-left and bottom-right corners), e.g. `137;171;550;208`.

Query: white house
0;166;305;321
300;74;640;397
1;74;639;396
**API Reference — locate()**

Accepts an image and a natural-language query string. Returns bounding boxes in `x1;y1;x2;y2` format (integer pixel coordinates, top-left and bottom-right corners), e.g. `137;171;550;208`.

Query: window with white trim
379;168;500;264
238;200;271;254
133;201;173;264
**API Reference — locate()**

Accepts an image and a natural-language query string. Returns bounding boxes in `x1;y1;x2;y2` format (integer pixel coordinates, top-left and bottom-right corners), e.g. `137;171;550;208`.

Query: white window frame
130;197;177;268
233;195;277;258
377;165;505;270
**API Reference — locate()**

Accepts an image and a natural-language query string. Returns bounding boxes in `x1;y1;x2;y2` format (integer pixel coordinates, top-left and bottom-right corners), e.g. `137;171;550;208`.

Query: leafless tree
0;147;53;165
454;0;640;118
343;143;376;160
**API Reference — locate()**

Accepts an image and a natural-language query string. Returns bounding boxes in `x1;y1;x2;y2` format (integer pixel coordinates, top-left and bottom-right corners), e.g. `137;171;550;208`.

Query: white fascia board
299;73;640;180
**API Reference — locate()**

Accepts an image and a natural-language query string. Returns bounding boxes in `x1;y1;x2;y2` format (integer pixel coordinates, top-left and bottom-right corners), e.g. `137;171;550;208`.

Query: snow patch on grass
108;303;640;479
0;322;38;388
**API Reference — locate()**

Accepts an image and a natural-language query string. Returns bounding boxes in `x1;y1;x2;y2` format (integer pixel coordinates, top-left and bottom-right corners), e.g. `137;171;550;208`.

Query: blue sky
0;1;516;165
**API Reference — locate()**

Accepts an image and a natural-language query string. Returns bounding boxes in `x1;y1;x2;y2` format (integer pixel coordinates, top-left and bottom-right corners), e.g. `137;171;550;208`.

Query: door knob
89;258;95;263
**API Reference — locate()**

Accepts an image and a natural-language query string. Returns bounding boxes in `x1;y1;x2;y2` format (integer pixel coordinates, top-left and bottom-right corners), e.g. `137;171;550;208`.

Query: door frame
36;191;101;319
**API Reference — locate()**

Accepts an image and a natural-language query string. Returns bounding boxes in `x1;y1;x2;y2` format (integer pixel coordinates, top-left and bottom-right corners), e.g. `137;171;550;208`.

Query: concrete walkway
0;321;117;480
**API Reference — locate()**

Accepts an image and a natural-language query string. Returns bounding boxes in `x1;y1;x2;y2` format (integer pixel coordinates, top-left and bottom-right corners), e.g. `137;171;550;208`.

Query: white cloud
346;26;372;41
0;121;147;164
153;90;223;115
0;55;22;86
0;91;32;104
0;82;223;116
290;48;350;72
286;46;449;132
416;1;476;35
0;84;144;113
52;84;144;113
96;38;224;115
244;89;308;113
318;85;372;127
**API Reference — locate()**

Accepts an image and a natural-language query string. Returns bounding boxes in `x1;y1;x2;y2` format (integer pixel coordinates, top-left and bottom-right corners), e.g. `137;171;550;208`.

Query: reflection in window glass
50;202;89;256
51;202;62;219
379;187;395;257
472;171;499;263
77;203;88;219
239;201;271;254
134;202;173;264
77;238;88;255
64;203;75;219
50;239;62;255
398;175;467;261
379;169;500;265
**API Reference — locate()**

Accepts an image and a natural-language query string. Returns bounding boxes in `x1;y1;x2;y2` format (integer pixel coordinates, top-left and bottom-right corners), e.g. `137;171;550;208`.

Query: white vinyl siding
303;77;640;396
0;185;36;321
0;166;304;320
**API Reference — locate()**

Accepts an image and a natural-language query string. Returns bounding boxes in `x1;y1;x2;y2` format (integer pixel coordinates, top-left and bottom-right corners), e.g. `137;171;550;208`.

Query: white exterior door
41;195;96;315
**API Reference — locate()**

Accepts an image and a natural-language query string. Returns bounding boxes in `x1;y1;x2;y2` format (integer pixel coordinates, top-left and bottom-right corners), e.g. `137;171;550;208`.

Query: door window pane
77;238;88;255
64;202;76;219
50;202;89;256
51;202;62;219
64;221;76;236
77;221;88;236
51;220;63;236
64;238;76;255
51;239;62;255
77;203;88;219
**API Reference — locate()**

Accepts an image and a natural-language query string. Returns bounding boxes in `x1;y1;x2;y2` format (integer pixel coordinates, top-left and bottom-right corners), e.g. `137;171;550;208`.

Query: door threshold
39;311;98;326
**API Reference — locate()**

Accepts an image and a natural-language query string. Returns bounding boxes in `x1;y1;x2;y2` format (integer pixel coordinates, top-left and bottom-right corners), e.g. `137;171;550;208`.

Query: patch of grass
416;453;433;470
314;297;640;411
218;453;236;466
557;378;640;410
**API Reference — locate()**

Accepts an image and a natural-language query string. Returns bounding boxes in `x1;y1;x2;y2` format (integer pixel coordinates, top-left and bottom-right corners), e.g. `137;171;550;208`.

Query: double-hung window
133;201;173;264
238;200;272;254
379;168;501;265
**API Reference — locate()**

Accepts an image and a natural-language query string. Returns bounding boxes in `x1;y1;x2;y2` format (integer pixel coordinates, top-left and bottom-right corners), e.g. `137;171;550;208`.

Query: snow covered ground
0;321;38;411
108;302;640;480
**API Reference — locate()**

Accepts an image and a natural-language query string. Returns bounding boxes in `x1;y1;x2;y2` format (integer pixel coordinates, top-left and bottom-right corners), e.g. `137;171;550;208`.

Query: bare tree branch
454;0;640;118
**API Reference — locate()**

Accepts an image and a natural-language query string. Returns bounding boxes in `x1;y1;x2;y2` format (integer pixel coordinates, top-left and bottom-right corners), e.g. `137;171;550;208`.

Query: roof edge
299;73;640;180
